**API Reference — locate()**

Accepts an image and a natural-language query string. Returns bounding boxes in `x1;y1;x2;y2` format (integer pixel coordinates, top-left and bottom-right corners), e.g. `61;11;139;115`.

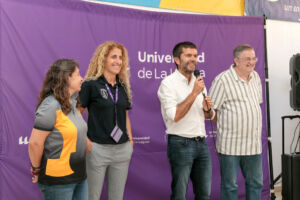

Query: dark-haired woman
28;59;88;200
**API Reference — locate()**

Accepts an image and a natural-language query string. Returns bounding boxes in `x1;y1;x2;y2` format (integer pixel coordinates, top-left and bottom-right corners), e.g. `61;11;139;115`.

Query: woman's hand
129;139;134;147
86;137;93;155
32;175;39;183
28;128;50;184
30;167;39;183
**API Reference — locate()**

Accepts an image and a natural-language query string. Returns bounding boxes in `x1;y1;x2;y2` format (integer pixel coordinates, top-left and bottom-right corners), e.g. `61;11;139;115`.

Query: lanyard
105;84;118;125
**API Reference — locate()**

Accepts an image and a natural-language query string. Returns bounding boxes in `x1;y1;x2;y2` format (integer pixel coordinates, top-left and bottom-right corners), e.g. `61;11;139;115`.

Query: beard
181;61;196;74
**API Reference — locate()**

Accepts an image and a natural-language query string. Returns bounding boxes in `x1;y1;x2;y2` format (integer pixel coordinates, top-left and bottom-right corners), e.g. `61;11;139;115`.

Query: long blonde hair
84;41;132;103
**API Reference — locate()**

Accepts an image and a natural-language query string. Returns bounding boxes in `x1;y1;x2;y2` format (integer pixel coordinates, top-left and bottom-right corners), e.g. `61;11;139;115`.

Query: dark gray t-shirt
34;95;87;185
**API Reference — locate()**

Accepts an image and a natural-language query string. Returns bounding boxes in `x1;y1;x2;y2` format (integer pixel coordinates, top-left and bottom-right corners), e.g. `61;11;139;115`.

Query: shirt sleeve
157;80;177;121
256;72;263;104
33;98;58;131
79;81;91;108
209;76;226;111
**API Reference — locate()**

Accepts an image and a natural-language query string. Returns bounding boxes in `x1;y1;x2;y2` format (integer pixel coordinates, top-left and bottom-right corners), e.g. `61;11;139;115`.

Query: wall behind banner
0;0;269;199
266;19;300;184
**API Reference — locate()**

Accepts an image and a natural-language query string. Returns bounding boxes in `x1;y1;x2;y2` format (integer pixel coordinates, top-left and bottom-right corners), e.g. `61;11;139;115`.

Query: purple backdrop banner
0;0;269;199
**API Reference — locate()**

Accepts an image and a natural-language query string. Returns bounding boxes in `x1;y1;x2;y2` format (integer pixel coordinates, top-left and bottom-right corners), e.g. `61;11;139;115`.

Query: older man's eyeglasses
238;57;258;63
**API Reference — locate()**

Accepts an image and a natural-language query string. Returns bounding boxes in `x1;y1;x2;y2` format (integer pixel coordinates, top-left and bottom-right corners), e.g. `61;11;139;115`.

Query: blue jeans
38;179;88;200
167;135;212;200
219;154;263;200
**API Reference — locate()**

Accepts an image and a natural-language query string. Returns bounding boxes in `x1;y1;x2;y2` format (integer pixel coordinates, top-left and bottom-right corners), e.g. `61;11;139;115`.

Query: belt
168;134;205;142
192;136;205;142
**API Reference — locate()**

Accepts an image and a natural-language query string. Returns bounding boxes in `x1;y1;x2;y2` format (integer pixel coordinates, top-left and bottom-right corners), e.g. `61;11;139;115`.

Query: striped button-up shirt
209;65;263;155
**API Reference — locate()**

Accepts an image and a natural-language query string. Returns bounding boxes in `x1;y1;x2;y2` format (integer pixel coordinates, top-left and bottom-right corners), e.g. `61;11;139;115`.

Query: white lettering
145;70;152;79
157;54;165;63
160;70;168;79
133;136;151;145
165;55;172;63
197;52;205;63
138;51;205;64
199;69;206;78
137;67;152;79
284;5;293;11
138;51;146;63
154;68;160;79
19;136;29;145
154;51;157;63
147;54;154;63
293;6;300;12
137;67;175;79
137;51;177;64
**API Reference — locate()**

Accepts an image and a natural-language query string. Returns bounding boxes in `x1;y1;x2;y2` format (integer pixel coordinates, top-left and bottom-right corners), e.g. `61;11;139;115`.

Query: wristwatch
203;108;211;113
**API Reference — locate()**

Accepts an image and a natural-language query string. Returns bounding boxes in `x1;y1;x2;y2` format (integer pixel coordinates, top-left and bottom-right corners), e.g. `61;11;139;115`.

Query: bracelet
203;108;211;113
31;163;41;176
31;164;41;176
210;109;216;120
31;168;41;176
31;163;41;171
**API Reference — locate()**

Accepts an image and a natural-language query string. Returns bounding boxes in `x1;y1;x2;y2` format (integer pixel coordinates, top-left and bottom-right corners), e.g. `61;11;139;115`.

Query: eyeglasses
238;57;258;63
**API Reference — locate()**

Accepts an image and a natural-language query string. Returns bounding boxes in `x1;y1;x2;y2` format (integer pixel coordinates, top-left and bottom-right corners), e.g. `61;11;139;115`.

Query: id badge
110;125;123;143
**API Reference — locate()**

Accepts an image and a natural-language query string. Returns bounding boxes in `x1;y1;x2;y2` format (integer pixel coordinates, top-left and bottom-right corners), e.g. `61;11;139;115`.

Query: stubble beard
181;61;196;74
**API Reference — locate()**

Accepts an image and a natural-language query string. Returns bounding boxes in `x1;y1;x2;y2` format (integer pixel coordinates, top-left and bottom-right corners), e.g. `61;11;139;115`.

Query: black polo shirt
79;75;132;144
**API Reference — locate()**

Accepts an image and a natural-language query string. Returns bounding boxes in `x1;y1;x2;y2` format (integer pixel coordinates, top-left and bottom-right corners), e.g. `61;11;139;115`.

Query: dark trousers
167;135;212;200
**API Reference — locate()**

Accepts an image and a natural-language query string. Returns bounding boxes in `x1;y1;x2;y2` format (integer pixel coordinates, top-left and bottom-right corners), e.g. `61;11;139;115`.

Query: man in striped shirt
209;44;263;200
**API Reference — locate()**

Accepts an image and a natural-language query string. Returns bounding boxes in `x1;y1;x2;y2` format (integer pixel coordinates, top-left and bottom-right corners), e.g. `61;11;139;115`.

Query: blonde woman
79;41;133;200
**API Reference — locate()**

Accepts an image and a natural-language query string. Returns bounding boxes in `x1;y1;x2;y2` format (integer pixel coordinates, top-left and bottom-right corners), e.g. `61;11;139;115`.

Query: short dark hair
173;41;197;58
172;41;197;68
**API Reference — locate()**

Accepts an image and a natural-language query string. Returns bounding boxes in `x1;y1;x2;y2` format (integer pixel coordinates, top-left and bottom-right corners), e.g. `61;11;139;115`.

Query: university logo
100;88;108;99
